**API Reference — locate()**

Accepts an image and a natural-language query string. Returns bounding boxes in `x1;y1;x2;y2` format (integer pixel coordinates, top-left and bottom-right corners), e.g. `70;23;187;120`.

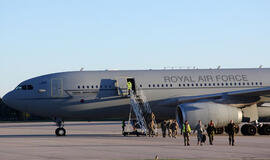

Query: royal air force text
163;75;248;83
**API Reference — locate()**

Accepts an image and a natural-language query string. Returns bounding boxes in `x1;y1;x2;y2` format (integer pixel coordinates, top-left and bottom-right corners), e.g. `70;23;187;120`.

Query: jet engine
176;101;243;129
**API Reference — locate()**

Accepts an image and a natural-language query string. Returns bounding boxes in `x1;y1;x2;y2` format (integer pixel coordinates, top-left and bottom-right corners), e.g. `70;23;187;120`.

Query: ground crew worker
127;81;132;95
182;120;191;146
122;120;126;134
161;121;167;138
194;120;204;145
207;120;215;145
227;120;236;146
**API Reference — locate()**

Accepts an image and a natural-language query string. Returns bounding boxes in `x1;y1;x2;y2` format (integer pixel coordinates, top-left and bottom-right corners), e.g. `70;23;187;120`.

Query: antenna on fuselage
80;67;84;71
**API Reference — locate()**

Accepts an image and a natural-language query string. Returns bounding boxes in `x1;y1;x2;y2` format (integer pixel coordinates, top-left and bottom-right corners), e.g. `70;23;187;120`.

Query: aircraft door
51;78;63;97
116;77;136;97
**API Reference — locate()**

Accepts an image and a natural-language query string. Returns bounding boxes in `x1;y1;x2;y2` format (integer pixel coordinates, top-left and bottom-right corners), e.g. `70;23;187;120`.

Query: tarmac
0;122;269;160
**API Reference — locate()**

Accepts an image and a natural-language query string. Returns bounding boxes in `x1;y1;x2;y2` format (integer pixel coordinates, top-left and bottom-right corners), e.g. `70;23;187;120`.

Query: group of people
161;120;179;138
182;119;237;146
123;119;237;146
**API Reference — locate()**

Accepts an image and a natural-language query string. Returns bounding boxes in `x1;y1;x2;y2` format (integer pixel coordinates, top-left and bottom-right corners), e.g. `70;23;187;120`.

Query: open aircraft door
116;77;136;97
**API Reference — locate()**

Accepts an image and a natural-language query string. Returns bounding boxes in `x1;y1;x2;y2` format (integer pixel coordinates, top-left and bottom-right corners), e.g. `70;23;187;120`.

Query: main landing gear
241;121;270;136
54;118;66;136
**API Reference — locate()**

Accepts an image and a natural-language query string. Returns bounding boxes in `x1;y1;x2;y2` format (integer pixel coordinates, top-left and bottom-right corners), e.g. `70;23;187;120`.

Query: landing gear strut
54;118;66;136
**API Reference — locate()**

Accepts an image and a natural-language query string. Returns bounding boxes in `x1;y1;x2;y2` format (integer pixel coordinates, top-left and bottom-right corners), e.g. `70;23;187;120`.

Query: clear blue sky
1;0;270;97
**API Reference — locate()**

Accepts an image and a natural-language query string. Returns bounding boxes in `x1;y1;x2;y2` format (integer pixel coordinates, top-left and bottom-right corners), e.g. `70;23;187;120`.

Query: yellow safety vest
182;124;191;133
127;82;132;90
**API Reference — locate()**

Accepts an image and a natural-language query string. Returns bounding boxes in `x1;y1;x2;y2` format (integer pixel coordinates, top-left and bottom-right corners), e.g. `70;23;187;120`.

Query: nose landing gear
54;118;66;136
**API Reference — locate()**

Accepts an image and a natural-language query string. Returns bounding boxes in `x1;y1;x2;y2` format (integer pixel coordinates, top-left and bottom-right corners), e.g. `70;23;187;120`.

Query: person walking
207;120;215;145
122;120;126;134
182;120;191;146
171;120;177;138
166;120;172;137
227;120;236;146
194;120;204;145
161;121;167;138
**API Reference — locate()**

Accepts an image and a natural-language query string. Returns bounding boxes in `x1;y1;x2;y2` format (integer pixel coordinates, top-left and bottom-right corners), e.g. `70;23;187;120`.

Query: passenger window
105;85;107;88
183;84;186;87
149;84;151;88
161;84;164;87
196;84;198;86
27;85;33;90
153;84;155;87
256;82;258;85
22;85;27;90
78;86;80;89
234;83;237;86
96;85;98;88
82;86;85;89
179;84;181;87
217;83;220;86
230;83;232;86
191;84;194;87
166;84;168;87
157;84;160;87
239;83;241;86
204;83;207;86
91;85;94;88
87;86;89;89
243;83;245;86
200;84;203;87
187;84;190;87
260;82;262;85
170;84;173;87
213;83;215;86
247;83;249;86
140;85;142;88
208;83;211;86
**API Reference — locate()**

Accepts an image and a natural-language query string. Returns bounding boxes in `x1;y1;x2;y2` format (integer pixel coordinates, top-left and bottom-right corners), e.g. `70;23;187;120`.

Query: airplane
2;68;270;136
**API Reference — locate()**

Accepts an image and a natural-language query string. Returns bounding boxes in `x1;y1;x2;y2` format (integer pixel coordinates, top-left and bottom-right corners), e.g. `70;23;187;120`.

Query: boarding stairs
129;89;158;135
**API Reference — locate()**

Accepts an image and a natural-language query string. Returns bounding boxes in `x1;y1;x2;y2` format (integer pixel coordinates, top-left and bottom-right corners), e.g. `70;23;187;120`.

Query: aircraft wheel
241;124;247;135
258;126;265;135
241;124;256;136
55;128;66;136
242;124;256;136
262;124;270;135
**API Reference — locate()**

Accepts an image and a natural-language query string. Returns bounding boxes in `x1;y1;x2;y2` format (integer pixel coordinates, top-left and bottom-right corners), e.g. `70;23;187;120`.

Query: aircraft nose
2;92;12;106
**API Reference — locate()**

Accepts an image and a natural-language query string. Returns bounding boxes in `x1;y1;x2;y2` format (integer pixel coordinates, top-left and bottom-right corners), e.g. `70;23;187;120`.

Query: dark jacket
227;123;236;135
207;124;215;134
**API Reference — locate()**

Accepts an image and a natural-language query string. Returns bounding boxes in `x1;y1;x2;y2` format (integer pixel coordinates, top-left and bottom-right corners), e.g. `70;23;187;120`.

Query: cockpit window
16;85;34;90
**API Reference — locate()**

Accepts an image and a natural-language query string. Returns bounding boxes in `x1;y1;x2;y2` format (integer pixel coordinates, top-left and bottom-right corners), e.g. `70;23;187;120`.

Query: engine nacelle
176;101;242;129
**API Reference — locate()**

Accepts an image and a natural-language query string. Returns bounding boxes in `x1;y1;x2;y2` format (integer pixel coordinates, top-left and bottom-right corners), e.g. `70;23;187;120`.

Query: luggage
202;134;206;143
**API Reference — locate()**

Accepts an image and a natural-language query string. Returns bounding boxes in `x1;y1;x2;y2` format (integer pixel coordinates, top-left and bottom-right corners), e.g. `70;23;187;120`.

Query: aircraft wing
177;87;270;104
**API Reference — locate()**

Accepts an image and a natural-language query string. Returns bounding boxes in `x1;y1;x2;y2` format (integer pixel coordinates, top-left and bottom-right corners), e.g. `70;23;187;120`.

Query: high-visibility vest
182;124;191;133
127;82;132;89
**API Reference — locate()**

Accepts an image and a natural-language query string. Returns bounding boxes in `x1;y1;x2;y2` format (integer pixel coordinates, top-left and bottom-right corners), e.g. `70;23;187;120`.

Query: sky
1;0;270;97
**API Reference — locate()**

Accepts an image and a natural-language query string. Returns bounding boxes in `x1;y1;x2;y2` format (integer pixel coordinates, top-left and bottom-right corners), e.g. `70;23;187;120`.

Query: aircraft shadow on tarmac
0;134;125;138
0;122;121;128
